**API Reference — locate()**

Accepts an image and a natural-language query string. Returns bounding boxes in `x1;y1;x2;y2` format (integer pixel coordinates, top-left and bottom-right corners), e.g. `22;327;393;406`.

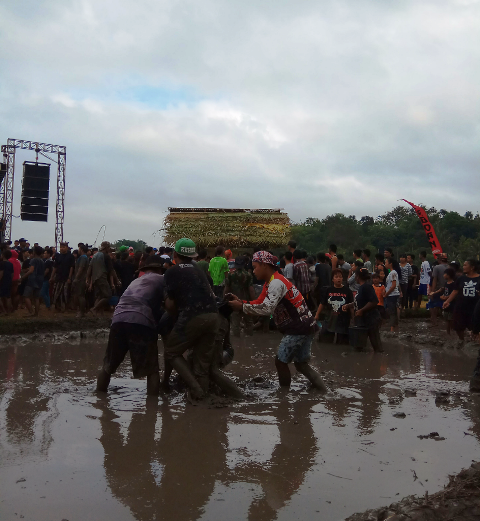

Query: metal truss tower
0;139;66;247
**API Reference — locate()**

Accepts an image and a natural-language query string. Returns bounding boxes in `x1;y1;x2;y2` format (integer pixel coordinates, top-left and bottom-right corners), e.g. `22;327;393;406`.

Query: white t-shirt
419;260;431;285
386;269;400;296
283;263;294;281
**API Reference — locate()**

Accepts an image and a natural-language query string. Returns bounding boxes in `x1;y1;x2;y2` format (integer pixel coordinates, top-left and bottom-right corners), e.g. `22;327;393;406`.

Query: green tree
113;239;147;252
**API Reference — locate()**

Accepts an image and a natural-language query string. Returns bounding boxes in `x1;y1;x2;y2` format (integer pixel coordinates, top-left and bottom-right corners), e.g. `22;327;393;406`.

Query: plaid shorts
277;334;314;364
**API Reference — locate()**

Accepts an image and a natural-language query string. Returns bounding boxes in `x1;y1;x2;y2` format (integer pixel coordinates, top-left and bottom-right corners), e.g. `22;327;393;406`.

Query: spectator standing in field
50;242;75;312
348;260;363;296
428;253;449;326
196;249;210;274
0;249;14;314
417;251;431;308
86;241;115;316
40;248;53;310
443;259;480;349
440;268;456;336
352;249;364;265
293;249;313;308
406;254;419;309
336;254;351;282
287;240;296;254
225;249;235;271
307;256;316;297
371;272;387;323
399;254;412;312
116;252;136;296
283;251;294;283
343;268;383;352
384;257;400;335
362;249;373;273
315;268;353;344
73;243;89;317
9;249;22;311
21;246;45;317
209;245;229;298
314;253;332;304
384;248;402;279
329;244;338;270
225;256;255;336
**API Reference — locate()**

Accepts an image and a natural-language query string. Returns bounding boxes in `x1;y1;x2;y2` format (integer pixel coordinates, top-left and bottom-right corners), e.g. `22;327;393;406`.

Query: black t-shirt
409;264;419;287
44;258;53;281
164;261;217;330
118;260;136;290
444;281;456;312
315;263;332;289
0;260;13;290
54;252;75;282
354;283;380;327
453;274;480;314
322;285;353;334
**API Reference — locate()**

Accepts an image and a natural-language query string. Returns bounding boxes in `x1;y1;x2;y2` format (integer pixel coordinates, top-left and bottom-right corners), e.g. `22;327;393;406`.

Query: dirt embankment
0;312;111;336
347;462;480;521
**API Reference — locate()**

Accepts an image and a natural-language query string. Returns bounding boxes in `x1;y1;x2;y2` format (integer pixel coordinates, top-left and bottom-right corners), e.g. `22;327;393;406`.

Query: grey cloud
0;0;479;245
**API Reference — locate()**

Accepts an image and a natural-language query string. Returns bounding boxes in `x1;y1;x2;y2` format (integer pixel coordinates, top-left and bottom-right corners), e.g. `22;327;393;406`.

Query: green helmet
174;237;198;257
118;245;128;253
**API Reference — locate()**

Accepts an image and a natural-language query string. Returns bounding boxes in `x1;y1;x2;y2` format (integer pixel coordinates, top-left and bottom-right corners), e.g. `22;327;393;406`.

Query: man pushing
96;255;165;395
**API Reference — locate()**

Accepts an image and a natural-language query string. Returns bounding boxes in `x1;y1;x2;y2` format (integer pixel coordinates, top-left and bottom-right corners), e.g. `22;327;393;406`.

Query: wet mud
1;320;480;521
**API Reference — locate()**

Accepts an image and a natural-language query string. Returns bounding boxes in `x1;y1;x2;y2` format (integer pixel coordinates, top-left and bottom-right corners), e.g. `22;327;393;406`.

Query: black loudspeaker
0;163;6;184
21;162;50;222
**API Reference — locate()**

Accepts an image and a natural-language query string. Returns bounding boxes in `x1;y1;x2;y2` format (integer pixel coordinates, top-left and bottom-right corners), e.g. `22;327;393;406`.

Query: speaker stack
21;162;50;222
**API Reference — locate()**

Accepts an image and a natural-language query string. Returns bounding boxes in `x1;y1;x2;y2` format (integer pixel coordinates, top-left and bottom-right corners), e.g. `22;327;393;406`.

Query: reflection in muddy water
1;332;480;521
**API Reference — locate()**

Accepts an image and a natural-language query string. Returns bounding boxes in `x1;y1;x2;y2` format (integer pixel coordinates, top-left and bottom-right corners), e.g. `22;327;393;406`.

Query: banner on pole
402;199;442;257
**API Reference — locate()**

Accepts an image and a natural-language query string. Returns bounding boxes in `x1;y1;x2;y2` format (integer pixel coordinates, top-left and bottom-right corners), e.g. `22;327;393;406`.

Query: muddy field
1;320;480;521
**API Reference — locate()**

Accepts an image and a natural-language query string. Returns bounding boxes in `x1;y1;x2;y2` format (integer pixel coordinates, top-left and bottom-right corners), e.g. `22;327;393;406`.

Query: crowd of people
1;235;479;395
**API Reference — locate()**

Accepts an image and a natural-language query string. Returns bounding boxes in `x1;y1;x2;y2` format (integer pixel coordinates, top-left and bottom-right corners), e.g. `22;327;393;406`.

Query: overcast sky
1;0;479;247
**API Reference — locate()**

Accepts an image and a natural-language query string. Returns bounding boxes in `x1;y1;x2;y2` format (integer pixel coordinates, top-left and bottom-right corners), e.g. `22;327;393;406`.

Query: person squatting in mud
228;250;327;391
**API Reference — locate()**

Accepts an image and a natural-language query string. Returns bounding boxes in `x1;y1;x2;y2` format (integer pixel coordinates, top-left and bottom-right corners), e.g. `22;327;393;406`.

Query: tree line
290;206;480;262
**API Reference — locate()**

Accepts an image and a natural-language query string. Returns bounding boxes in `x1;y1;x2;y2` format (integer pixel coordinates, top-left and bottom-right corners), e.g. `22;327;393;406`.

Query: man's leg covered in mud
278;334;327;392
97;323;129;392
275;356;292;386
190;313;219;393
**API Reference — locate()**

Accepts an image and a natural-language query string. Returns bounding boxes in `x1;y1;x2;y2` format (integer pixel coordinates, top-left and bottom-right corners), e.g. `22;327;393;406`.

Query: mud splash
1;323;480;520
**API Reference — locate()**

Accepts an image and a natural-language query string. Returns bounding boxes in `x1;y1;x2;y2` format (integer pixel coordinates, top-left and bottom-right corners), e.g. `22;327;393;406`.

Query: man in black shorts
97;256;165;395
443;258;480;349
162;238;219;400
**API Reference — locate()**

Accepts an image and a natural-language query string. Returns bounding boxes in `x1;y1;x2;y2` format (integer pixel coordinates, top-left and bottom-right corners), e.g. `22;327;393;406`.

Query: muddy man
96;255;165;395
228;250;327;391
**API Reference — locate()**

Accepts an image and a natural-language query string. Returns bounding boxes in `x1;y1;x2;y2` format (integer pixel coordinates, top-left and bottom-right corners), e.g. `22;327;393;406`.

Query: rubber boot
210;368;245;399
294;362;327;392
275;356;292;387
96;369;111;393
170;356;204;400
146;372;160;396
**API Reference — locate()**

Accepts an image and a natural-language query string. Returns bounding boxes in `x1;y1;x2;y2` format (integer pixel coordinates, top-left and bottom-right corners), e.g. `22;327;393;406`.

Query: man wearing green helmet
162;238;219;399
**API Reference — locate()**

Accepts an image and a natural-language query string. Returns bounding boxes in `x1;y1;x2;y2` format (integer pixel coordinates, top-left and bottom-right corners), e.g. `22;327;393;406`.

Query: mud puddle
1;330;480;520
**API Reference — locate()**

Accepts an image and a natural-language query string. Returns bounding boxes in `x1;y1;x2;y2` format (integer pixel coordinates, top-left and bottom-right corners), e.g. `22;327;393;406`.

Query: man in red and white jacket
228;251;326;391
